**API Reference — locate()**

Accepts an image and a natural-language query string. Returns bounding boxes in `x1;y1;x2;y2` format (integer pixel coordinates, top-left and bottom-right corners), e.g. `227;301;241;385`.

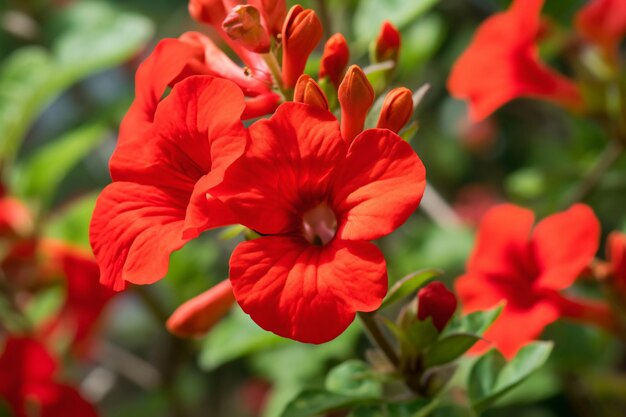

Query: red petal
608;231;626;286
417;282;457;331
455;272;509;313
575;0;626;59
210;102;345;235
333;128;425;241
90;183;191;290
473;300;559;359
532;204;600;290
166;279;236;338
229;237;387;343
447;0;581;121
466;204;535;281
37;385;99;417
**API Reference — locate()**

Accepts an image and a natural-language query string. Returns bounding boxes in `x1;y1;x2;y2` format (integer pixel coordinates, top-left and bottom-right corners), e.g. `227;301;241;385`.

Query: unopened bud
260;0;287;36
189;0;228;26
608;232;626;287
374;21;401;64
294;74;329;111
166;280;236;338
417;282;457;332
338;65;375;142
319;33;350;88
281;5;323;88
222;5;271;53
376;87;413;133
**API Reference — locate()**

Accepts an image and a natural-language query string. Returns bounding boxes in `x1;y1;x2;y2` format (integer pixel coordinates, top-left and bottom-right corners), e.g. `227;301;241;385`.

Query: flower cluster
90;0;425;343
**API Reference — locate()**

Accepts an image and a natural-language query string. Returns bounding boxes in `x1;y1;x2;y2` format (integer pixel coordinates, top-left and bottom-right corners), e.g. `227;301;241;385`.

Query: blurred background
1;0;625;416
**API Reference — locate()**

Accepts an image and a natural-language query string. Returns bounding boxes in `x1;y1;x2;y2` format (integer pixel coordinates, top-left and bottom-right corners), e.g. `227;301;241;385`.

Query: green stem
358;311;400;368
565;140;624;206
262;52;290;100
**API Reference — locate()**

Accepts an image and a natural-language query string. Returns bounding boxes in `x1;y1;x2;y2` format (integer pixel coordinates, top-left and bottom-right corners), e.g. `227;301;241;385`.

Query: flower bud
608;232;626;288
259;0;287;36
417;282;457;332
338;65;375;142
376;87;413;133
319;33;350;88
374;20;401;64
222;5;271;53
294;74;329;111
281;5;323;88
189;0;228;26
166;280;236;338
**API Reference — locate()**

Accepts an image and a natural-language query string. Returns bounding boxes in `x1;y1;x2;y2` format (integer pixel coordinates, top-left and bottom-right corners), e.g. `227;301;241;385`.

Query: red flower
338;65;376;143
455;204;612;358
374;21;401;64
40;241;116;355
166;279;236;337
0;337;98;417
417;282;457;331
208;102;426;343
281;5;323;88
319;33;350;88
376;87;414;134
0;196;32;237
90;76;248;290
121;33;277;141
448;0;582;122
575;0;626;61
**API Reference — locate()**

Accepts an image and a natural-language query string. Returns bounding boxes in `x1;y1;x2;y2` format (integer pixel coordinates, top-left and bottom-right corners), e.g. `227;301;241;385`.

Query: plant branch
565;140;624;206
358;311;400;368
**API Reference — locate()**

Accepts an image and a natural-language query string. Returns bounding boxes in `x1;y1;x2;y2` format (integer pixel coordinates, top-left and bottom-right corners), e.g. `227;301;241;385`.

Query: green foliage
423;334;481;368
326;360;383;399
44;193;98;249
444;304;504;337
381;269;442;309
200;308;288;371
468;342;554;413
0;1;152;165
12;124;108;208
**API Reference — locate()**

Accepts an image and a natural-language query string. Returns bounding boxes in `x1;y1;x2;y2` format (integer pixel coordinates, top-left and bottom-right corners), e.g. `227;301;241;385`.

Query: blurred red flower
0;337;98;417
90;76;248;291
607;231;626;293
208;102;426;343
575;0;626;61
448;0;582;121
455;204;613;358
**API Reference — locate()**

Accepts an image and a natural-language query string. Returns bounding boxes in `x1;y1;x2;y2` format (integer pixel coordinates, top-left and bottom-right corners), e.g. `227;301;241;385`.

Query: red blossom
0;337;98;417
575;0;626;61
607;232;626;292
455;204;610;358
222;5;271;53
294;74;329;111
447;0;582;122
166;279;236;337
376;87;413;133
417;282;457;331
90;76;249;291
207;102;426;343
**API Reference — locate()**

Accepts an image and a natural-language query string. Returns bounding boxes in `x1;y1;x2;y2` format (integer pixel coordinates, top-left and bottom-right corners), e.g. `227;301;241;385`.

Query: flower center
302;203;338;246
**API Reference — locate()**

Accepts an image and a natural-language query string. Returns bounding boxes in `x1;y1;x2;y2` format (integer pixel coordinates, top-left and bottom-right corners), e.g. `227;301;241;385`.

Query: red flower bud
319;33;350;88
294;74;329;111
189;0;228;26
374;21;401;63
575;0;626;62
608;232;626;288
281;5;323;88
259;0;287;36
338;65;375;142
166;280;236;338
376;87;413;133
417;282;457;331
222;5;271;53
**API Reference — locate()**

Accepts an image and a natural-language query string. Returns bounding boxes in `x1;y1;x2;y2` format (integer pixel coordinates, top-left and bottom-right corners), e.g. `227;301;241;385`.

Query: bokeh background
1;0;624;416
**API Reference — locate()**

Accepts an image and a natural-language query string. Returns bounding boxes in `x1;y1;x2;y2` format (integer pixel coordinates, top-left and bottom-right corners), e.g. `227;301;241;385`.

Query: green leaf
423;333;481;368
404;317;439;352
12;123;108;207
380;269;442;309
199;308;287;370
0;1;152;163
280;390;377;417
444;304;503;337
325;360;383;399
469;342;554;413
353;0;439;44
44;193;98;249
397;14;446;78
